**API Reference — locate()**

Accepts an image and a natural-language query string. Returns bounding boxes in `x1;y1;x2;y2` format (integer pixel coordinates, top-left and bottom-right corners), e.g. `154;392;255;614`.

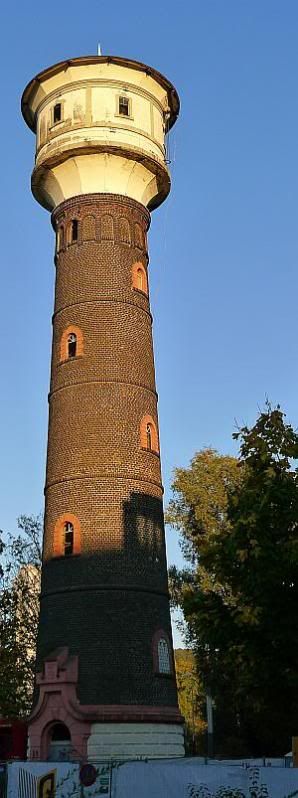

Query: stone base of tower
28;648;185;761
87;722;184;760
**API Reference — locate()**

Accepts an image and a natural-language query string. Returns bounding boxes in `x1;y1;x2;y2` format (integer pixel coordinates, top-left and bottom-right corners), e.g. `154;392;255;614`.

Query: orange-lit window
60;326;83;362
132;262;148;295
146;423;152;451
64;522;74;556
67;333;77;359
137;269;144;291
140;415;159;454
53;513;81;557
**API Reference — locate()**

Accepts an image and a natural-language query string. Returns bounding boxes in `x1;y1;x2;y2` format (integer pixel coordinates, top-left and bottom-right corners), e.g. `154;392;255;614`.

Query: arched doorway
48;722;72;761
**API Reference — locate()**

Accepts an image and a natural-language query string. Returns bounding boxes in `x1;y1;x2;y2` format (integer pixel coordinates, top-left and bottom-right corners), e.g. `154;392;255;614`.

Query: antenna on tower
97;43;102;56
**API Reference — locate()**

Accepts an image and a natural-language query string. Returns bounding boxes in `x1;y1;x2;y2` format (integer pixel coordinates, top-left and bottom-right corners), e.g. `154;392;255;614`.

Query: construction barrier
4;759;298;798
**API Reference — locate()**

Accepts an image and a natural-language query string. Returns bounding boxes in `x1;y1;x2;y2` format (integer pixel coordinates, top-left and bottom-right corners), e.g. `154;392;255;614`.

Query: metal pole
206;687;214;758
191;684;195;755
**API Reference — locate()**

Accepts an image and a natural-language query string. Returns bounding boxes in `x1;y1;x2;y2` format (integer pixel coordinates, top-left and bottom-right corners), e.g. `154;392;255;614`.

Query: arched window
119;217;131;244
137;268;144;291
53;513;81;557
67;333;77;359
64;522;74;556
152;630;172;675
53;103;62;124
101;215;114;241
71;219;78;242
132;262;148;295
48;723;72;762
51;723;70;742
82;214;96;241
134;222;143;249
158;638;171;674
60;326;83;362
140;415;159;454
146;423;152;451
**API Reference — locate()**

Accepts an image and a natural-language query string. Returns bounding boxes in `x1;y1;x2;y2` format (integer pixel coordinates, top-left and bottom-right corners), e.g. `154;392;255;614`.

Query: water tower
22;54;183;761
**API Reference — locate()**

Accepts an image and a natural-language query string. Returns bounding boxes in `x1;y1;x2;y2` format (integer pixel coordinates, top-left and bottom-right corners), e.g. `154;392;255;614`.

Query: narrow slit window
64;522;74;556
53;103;62;124
71;220;78;242
67;333;77;359
146;423;152;452
119;96;129;116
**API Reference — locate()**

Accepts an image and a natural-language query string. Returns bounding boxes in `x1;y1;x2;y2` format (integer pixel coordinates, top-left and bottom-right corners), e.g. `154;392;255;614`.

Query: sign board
80;763;97;786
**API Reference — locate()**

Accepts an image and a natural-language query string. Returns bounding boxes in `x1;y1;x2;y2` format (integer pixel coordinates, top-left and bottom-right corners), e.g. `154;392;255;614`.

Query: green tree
0;516;42;717
175;648;207;754
168;406;298;756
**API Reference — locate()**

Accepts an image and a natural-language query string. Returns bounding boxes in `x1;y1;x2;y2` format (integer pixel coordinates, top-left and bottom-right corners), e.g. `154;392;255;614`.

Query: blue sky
1;1;298;644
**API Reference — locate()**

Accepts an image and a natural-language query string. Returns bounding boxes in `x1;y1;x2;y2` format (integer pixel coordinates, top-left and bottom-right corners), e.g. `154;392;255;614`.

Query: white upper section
22;56;179;211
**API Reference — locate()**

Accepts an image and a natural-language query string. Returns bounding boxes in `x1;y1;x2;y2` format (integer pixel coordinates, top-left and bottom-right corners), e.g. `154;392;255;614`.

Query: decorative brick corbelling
52;193;151;233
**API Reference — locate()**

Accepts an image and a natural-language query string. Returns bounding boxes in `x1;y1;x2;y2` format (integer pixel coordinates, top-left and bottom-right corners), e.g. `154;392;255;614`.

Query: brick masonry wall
37;194;179;713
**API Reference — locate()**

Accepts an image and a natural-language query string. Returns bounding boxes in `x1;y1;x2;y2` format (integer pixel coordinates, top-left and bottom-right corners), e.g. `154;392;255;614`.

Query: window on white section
158;638;171;674
53;103;62;124
119;96;130;116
